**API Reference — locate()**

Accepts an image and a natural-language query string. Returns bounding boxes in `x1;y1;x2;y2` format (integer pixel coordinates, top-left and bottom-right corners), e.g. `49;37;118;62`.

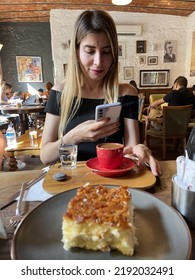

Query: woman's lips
91;69;104;75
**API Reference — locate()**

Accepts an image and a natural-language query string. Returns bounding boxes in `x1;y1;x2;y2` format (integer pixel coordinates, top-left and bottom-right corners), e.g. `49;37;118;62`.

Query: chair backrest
163;105;193;137
149;94;166;104
138;95;146;121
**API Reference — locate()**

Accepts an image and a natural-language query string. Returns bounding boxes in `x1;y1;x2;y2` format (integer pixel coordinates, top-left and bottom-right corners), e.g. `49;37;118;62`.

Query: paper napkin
22;178;53;201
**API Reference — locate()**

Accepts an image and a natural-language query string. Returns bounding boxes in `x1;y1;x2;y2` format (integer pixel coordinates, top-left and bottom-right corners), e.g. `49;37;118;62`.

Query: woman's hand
64;119;120;144
123;144;161;176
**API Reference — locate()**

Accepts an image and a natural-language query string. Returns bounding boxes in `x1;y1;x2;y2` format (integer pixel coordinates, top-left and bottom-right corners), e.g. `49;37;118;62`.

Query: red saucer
86;157;136;177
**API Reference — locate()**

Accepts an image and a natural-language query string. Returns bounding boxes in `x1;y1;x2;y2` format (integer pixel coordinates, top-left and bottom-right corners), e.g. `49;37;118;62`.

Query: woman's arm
40;113;61;165
150;98;165;108
40;113;120;165
122;93;161;176
124;118;140;147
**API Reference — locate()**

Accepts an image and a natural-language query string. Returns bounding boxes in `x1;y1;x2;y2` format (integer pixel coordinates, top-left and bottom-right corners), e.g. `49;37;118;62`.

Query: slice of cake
62;185;137;256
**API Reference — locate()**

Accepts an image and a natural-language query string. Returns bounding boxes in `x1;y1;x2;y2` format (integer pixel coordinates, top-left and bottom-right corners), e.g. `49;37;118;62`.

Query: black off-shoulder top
45;90;138;160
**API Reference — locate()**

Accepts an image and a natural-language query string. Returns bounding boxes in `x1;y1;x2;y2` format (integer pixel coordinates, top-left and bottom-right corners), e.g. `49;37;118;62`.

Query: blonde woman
40;10;161;176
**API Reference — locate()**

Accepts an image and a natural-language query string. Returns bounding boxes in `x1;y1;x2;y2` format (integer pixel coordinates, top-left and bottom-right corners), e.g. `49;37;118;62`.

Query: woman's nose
94;52;102;65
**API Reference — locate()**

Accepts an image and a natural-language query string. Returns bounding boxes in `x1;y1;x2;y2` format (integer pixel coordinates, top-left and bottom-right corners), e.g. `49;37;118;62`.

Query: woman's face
78;32;113;82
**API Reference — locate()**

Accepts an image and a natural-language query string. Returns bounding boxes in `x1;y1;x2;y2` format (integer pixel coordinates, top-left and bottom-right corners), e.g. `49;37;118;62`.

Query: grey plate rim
11;186;192;260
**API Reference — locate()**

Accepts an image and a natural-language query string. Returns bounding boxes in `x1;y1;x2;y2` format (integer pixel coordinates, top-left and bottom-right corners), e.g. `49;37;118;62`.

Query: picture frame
148;56;158;65
139;55;146;64
140;69;170;87
16;56;43;82
136;40;146;53
118;42;126;59
163;40;177;63
124;67;134;80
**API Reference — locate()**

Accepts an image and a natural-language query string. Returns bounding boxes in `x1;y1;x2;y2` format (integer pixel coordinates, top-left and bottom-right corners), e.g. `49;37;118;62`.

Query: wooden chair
138;95;146;122
188;118;195;128
149;93;168;108
149;93;166;104
145;105;193;159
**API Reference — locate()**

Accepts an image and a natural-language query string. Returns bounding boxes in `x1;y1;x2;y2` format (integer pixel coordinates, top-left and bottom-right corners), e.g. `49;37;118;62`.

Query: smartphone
95;102;122;124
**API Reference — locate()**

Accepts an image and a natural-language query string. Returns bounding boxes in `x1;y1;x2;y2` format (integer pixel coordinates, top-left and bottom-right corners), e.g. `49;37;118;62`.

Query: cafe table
0;160;194;260
0;105;45;134
5;129;42;171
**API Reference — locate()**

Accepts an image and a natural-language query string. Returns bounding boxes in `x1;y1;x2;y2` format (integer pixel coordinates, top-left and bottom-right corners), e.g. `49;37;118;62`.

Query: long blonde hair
59;10;119;137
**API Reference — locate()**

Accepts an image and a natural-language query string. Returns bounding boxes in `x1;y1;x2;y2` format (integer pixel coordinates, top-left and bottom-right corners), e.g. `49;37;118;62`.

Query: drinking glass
59;144;78;169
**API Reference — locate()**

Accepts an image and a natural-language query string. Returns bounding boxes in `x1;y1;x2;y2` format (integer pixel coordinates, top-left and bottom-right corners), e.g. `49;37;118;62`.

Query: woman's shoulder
119;83;138;97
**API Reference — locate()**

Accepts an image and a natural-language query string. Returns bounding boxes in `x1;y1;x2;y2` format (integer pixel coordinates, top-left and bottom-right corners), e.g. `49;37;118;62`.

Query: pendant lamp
112;0;132;5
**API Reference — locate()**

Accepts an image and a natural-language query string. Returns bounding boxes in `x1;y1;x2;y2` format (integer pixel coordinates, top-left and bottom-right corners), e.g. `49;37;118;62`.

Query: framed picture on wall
16;56;43;82
118;42;126;58
139;55;146;64
124;67;134;80
140;69;170;87
136;40;146;53
148;56;158;65
163;41;177;63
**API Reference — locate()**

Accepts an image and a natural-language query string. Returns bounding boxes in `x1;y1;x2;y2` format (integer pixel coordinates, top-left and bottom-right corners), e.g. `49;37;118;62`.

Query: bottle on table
6;123;17;148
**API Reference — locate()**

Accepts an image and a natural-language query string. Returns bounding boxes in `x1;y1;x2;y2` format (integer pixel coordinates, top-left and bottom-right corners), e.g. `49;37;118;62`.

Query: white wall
50;9;195;87
187;12;195;86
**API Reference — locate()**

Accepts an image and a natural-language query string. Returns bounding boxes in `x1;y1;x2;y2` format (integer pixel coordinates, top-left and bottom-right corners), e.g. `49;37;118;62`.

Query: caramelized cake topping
64;185;132;228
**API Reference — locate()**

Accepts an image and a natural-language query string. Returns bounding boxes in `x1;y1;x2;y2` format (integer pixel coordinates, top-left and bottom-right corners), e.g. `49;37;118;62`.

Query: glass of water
59;144;78;169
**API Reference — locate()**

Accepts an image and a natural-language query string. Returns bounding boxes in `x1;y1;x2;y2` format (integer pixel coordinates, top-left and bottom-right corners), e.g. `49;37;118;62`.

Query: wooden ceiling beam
0;1;194;22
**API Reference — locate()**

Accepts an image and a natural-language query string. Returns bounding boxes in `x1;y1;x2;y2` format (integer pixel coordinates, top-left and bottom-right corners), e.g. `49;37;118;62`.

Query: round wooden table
0;105;45;134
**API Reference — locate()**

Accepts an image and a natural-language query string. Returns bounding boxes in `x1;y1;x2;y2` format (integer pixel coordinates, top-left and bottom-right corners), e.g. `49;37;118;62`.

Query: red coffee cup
96;143;124;169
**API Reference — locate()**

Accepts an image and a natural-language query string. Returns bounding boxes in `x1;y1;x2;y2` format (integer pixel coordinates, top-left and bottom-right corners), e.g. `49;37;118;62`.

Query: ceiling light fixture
0;44;3;51
112;0;132;5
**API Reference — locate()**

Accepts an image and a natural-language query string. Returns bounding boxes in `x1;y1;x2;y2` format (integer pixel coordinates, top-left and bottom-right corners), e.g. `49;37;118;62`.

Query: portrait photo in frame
148;56;158;65
140;69;170;87
124;67;134;80
163;40;177;63
118;42;126;59
16;56;43;82
136;40;146;53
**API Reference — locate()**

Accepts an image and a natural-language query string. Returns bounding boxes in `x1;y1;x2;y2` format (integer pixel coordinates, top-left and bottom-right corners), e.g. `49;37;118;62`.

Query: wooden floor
146;138;185;161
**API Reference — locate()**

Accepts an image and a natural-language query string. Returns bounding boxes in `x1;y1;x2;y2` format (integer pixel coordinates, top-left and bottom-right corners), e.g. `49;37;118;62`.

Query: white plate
11;187;192;260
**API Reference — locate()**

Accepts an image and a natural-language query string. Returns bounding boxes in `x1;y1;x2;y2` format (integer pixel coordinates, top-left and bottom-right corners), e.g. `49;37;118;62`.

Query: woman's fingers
124;144;162;176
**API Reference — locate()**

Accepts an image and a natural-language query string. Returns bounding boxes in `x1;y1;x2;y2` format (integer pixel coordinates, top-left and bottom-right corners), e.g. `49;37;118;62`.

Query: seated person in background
45;82;53;96
129;80;140;95
10;91;21;100
192;84;195;95
40;10;161;176
192;85;195;117
146;76;195;131
150;76;195;109
37;88;48;102
0;82;13;105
